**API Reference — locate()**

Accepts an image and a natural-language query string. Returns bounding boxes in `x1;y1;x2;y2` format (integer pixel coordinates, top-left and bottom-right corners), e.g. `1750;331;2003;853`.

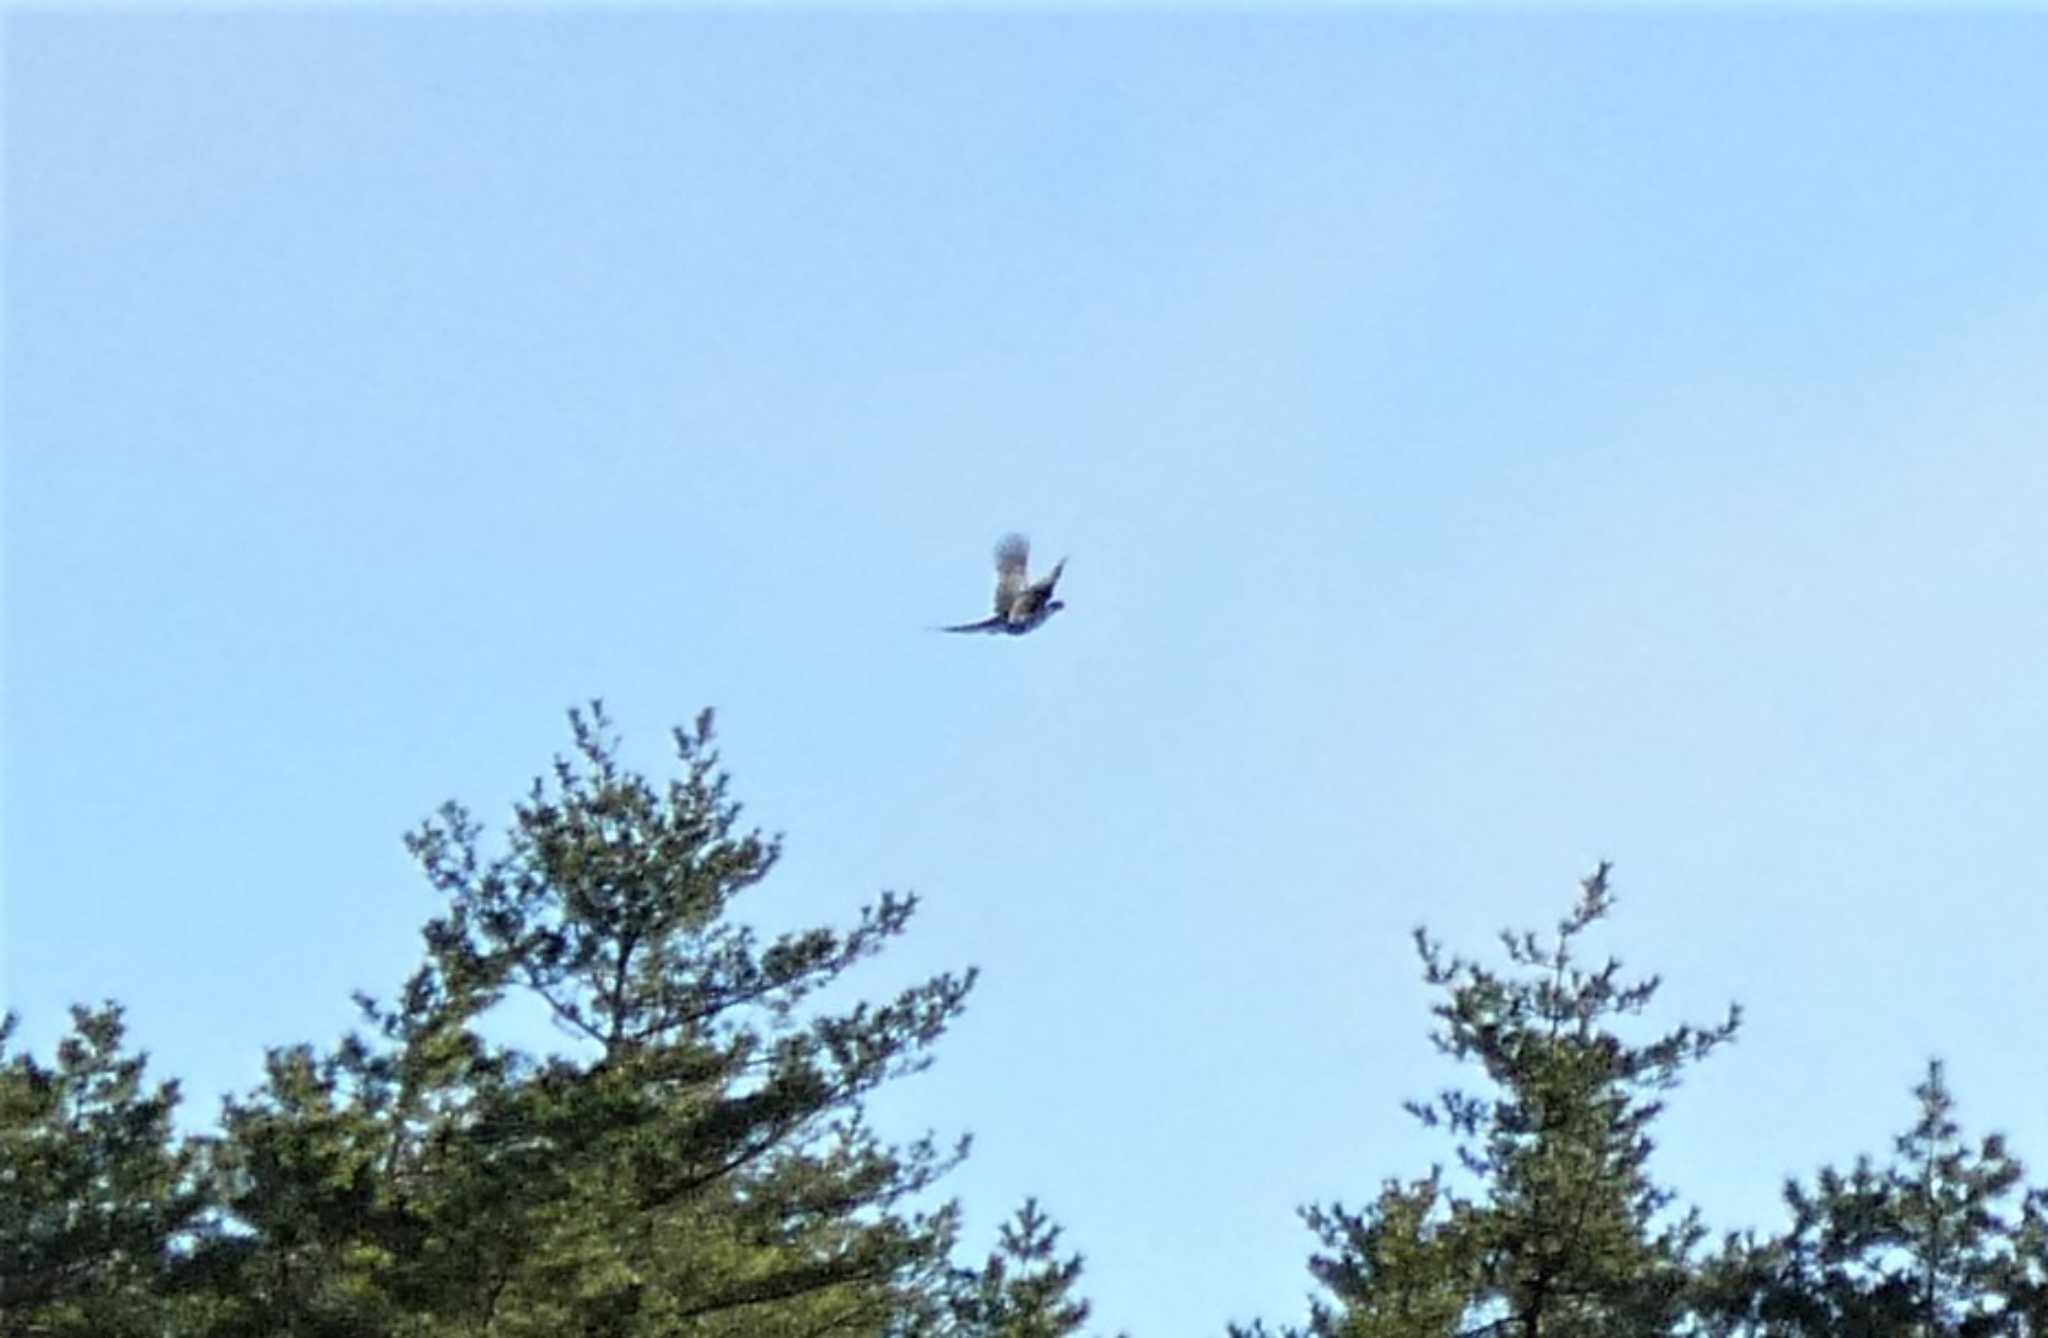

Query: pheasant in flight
940;533;1067;635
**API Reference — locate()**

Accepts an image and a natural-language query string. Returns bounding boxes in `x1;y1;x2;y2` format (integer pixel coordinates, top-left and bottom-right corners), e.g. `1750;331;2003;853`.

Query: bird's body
940;533;1067;635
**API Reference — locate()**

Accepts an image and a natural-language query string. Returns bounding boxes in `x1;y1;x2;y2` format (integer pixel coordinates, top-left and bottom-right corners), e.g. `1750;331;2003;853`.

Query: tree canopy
1245;867;2046;1338
2;706;1105;1338
5;709;2043;1337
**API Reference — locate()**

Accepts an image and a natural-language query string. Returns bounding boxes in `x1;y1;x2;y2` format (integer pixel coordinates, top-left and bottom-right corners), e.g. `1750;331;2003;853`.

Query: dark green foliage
2;705;1098;1337
1698;1062;2048;1337
0;1004;210;1337
2009;1191;2048;1333
1275;864;1740;1338
1292;1171;1474;1338
16;726;2048;1338
53;703;1016;1338
341;704;978;1334
939;1198;1112;1338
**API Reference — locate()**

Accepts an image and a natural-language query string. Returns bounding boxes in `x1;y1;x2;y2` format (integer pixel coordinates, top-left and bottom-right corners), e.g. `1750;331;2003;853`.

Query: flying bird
939;533;1067;635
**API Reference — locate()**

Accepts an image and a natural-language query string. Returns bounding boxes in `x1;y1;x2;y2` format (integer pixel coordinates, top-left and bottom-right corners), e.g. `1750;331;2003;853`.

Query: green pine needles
5;711;2045;1337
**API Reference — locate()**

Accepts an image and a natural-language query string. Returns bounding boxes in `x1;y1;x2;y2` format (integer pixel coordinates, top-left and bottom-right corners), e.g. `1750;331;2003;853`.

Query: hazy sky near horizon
8;12;2048;1334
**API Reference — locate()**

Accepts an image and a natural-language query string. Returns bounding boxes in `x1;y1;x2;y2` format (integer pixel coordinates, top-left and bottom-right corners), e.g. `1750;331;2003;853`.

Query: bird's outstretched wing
1003;557;1065;621
992;532;1031;616
1026;558;1065;601
938;616;1006;634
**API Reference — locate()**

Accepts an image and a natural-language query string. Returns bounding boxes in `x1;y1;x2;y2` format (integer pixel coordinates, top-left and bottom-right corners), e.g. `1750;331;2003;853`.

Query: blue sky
7;12;2048;1334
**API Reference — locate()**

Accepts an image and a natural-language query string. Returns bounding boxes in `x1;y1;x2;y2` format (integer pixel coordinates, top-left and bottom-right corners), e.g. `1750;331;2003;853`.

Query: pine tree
1268;864;1739;1338
2003;1187;2048;1332
1292;1170;1475;1338
940;1198;1108;1338
0;1004;211;1337
194;704;978;1335
1699;1061;2046;1337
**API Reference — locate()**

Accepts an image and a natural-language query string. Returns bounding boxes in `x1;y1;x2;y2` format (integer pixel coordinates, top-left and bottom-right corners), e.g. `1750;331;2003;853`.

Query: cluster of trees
1243;869;2048;1338
5;707;2045;1336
